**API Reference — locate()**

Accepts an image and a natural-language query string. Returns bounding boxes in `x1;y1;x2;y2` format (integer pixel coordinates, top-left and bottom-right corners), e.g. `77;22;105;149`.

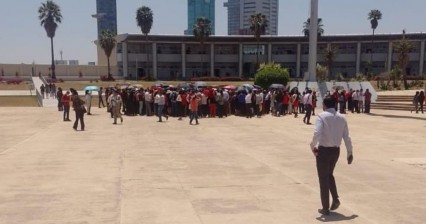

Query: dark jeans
245;104;252;118
63;105;70;120
99;96;105;107
353;100;359;113
316;146;340;210
364;101;371;113
73;110;85;130
303;104;312;123
190;111;199;124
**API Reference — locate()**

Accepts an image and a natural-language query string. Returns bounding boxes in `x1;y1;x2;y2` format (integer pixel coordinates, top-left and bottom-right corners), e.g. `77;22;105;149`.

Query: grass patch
0;82;32;90
0;96;39;107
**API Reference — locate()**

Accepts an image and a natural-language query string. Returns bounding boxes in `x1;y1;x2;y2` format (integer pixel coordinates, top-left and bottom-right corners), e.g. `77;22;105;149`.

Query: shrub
254;63;289;89
316;64;328;82
220;76;244;81
100;75;115;82
191;76;221;81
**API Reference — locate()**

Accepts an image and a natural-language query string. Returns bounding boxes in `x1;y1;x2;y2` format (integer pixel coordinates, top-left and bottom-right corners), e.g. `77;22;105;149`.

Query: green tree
38;0;62;80
193;17;211;76
303;18;324;37
316;64;328;82
99;30;116;80
249;13;268;69
368;9;382;65
393;31;413;90
254;63;289;89
136;6;154;80
323;45;338;79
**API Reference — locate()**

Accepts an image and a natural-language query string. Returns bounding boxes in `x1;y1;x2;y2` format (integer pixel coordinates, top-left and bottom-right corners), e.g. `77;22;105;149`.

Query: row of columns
121;40;426;79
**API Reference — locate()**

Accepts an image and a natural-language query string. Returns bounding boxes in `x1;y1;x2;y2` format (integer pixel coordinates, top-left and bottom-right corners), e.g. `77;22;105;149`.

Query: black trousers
316;146;340;210
63;105;70;120
303;104;312;123
73;110;85;130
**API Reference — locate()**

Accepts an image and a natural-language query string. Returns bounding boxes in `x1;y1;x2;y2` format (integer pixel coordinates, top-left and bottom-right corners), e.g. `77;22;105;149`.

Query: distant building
55;60;67;65
95;0;117;36
68;60;79;65
88;62;96;66
185;0;215;35
224;0;278;35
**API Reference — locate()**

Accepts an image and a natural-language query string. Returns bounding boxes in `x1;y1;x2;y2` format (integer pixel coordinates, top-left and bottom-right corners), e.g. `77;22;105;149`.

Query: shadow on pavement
366;112;426;121
316;212;358;222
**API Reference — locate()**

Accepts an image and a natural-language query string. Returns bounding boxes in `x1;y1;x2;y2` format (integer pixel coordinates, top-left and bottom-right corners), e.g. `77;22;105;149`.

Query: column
182;43;186;79
210;43;215;77
152;42;157;79
296;44;301;78
268;43;272;63
122;42;128;78
419;41;425;75
387;42;393;72
307;0;318;81
239;43;243;77
356;42;361;74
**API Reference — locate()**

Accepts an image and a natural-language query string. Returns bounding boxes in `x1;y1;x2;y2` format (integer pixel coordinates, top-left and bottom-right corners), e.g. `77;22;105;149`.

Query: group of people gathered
326;88;373;114
412;91;425;113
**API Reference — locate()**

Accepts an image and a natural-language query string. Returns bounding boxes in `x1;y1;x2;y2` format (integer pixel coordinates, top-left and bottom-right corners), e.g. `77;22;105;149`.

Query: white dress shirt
245;93;252;104
310;108;353;155
303;93;312;105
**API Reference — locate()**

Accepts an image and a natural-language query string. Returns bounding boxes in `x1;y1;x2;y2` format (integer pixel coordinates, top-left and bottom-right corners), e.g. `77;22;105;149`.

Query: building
95;0;117;36
55;60;67;65
114;33;426;80
224;0;278;35
185;0;215;35
68;60;79;65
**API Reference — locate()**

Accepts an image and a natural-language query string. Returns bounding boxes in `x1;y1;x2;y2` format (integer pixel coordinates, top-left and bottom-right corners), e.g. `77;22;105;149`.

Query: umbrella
332;85;345;91
269;83;285;90
194;81;207;88
222;85;236;90
130;84;144;89
84;85;99;91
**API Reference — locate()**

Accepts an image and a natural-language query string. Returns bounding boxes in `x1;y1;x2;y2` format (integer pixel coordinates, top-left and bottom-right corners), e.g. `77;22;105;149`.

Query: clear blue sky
0;0;425;65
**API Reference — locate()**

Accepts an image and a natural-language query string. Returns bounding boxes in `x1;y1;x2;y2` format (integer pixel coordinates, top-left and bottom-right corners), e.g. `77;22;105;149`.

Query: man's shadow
316;212;358;222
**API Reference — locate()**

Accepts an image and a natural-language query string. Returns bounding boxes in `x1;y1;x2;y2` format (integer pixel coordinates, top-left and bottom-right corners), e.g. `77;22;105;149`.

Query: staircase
31;76;58;108
370;95;414;111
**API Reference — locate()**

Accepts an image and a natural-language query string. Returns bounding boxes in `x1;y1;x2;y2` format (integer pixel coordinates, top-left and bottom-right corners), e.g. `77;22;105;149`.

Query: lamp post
308;0;318;82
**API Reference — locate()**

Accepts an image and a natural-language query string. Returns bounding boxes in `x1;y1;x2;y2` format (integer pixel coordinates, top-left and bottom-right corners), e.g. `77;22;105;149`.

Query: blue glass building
96;0;117;36
185;0;215;35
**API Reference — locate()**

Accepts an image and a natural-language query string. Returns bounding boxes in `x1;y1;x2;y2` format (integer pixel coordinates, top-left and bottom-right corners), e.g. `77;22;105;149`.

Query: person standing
98;87;105;108
62;90;72;121
310;96;353;215
156;90;169;122
71;89;85;131
56;87;63;111
245;90;253;118
411;91;419;113
145;89;153;116
189;93;200;125
85;90;93;115
364;89;372;113
418;91;425;114
110;90;123;125
303;90;313;124
40;84;45;99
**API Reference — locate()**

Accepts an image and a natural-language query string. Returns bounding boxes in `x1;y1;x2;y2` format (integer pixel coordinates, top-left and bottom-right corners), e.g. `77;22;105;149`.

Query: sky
0;0;425;65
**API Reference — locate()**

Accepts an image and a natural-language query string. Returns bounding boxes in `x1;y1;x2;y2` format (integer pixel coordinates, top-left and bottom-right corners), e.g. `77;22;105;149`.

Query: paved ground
0;107;425;224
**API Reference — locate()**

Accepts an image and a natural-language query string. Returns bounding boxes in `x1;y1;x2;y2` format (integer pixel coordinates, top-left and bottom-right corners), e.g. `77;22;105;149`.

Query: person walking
411;91;419;113
56;87;63;111
310;96;353;215
109;90;123;125
418;91;425;114
98;87;105;108
303;90;313;124
71;89;85;131
364;89;372;113
85;90;93;115
62;90;72;121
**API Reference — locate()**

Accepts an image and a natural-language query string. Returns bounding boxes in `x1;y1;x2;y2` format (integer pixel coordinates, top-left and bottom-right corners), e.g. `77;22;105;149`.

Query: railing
35;89;43;107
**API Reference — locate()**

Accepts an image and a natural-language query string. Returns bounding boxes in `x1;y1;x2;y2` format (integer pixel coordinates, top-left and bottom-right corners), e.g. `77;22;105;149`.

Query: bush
254;63;289;89
220;76;245;81
100;75;115;82
191;76;221;81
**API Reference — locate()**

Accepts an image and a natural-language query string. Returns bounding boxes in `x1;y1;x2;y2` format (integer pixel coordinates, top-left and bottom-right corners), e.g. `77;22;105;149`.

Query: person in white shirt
358;89;364;113
144;90;153;116
352;90;360;113
245;91;253;118
222;90;230;116
85;90;93;115
310;96;353;216
303;90;313;124
109;90;123;124
155;91;168;122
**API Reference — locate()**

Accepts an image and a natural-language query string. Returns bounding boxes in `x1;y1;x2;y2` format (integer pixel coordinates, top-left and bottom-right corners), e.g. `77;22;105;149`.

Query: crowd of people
325;88;373;114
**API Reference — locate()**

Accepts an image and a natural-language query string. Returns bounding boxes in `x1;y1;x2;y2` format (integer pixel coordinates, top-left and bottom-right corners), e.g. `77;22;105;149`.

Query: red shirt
282;94;289;105
62;94;71;106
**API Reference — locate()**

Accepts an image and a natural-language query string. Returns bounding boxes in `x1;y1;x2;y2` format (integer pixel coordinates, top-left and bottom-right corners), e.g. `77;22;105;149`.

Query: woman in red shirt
62;90;72;121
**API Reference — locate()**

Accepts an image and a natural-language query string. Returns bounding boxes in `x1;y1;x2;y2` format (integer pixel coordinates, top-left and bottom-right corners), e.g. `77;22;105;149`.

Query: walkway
0;107;425;223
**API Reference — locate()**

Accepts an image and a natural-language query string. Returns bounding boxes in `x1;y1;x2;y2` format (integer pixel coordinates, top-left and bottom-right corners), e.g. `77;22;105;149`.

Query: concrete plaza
0;107;425;224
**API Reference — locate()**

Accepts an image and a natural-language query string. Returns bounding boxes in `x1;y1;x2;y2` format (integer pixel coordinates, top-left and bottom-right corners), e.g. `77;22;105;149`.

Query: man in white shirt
144;90;153;116
310;96;353;215
303;90;313;124
245;91;253;118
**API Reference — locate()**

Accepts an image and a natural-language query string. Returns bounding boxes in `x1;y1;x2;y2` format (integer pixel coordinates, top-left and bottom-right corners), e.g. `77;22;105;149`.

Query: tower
185;0;215;35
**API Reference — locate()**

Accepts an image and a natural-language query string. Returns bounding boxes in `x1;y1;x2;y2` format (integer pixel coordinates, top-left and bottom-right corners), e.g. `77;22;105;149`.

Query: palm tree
136;6;153;80
193;17;211;76
394;31;413;90
38;0;62;80
99;30;116;80
368;10;383;65
323;45;338;79
249;13;268;70
303;18;324;37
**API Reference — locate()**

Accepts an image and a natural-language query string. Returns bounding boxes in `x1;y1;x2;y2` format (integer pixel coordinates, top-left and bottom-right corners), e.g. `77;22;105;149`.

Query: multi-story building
114;33;426;80
224;0;278;35
185;0;215;35
95;0;117;36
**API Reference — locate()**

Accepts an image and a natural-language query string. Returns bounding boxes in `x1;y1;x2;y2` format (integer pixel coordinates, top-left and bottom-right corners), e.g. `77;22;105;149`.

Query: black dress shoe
330;200;340;211
318;208;330;215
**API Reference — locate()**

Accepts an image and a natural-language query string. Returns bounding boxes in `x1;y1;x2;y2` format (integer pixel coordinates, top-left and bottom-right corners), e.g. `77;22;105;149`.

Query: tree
254;63;289;89
368;9;382;65
316;64;328;82
323;45;338;79
303;18;324;37
99;30;116;80
193;17;211;76
249;13;268;69
136;6;153;80
38;0;62;80
393;31;413;90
